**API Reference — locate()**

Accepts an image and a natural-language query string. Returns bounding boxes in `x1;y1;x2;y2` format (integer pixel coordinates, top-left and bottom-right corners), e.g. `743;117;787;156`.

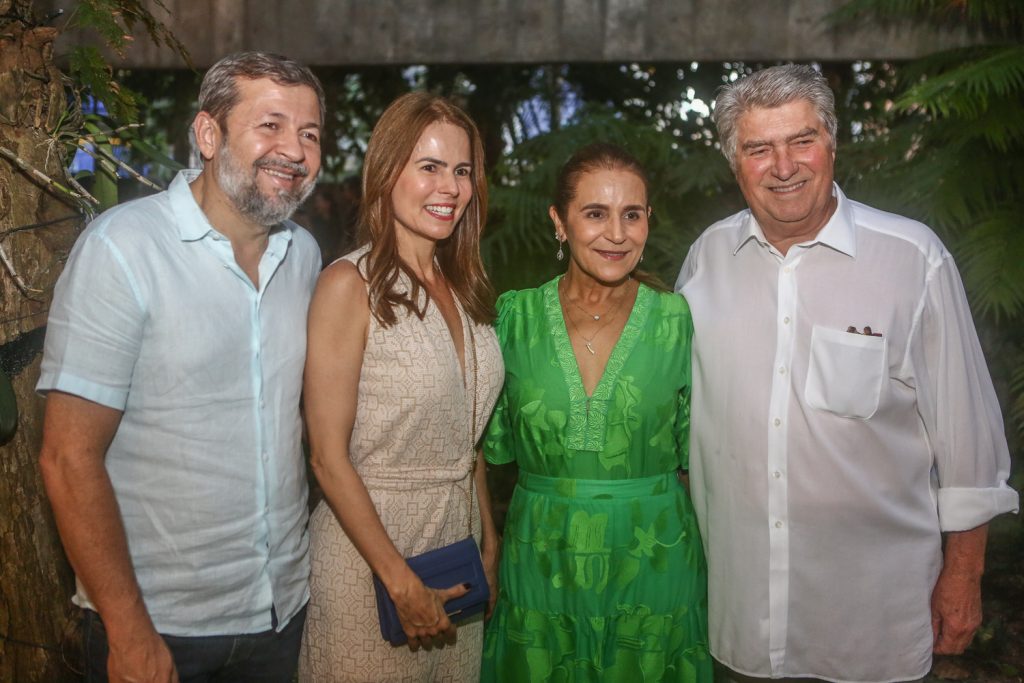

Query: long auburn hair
357;92;495;327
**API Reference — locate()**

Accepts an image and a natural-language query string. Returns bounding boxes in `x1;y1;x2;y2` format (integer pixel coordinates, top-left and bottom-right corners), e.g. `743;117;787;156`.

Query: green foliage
952;211;1024;321
66;0;191;60
67;46;140;123
836;0;1024;494
49;0;190;212
837;3;1024;323
82;115;119;209
896;45;1024;142
1011;364;1024;455
64;0;191;125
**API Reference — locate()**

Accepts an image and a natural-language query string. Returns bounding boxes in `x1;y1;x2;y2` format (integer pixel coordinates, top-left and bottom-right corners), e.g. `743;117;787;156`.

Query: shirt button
778;366;786;375
773;418;781;427
783;266;792;273
262;452;269;462
773;471;782;479
783;316;790;324
775;520;783;529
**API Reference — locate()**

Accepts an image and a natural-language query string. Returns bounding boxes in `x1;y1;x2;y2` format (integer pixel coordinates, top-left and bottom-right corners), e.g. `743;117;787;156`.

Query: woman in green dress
480;143;711;682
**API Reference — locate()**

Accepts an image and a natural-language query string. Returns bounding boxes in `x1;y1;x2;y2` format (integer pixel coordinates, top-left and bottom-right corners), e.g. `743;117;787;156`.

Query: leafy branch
63;0;192;123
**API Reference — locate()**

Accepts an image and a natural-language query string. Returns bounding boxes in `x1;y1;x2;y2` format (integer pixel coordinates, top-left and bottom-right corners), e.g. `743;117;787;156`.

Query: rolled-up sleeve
38;225;145;410
914;256;1019;530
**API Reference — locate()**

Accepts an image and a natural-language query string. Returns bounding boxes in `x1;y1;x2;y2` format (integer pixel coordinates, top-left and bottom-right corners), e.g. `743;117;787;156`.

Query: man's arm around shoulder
39;391;178;683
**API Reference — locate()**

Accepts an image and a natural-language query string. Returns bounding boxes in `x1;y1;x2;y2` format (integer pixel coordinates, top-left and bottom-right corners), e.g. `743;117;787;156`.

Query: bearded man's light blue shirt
38;170;321;635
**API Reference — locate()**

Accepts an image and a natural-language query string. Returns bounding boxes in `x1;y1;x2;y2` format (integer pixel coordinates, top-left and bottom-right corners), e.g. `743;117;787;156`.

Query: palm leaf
895;45;1024;123
952;209;1024;321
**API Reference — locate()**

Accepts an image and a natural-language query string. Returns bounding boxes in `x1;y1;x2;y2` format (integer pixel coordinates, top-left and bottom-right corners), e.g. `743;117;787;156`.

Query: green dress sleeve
674;294;694;470
483;290;518;465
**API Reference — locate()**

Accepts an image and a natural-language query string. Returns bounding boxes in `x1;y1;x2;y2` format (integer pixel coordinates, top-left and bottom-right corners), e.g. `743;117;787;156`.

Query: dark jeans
83;604;306;683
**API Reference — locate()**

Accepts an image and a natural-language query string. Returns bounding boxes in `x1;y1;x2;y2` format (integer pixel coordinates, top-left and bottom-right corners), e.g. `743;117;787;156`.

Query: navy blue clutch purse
372;536;490;645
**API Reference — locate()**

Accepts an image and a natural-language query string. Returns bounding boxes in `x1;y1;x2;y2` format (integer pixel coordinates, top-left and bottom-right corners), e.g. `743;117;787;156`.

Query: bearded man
38;52;324;683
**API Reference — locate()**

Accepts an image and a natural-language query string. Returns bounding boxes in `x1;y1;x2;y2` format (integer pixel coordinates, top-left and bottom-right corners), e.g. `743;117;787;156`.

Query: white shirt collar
733;183;857;258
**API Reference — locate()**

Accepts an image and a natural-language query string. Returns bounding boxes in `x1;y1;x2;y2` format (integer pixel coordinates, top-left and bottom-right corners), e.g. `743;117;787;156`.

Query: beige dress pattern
299;247;504;683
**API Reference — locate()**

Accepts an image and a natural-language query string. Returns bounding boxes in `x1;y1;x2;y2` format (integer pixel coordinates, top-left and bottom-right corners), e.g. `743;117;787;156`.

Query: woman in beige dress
298;93;503;682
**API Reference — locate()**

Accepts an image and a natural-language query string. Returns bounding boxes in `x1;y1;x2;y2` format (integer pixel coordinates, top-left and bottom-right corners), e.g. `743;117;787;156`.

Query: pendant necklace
565;294;611;321
561;285;627;355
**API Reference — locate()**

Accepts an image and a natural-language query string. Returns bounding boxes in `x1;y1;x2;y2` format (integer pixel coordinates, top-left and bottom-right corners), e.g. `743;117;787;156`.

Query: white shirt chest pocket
804;325;888;419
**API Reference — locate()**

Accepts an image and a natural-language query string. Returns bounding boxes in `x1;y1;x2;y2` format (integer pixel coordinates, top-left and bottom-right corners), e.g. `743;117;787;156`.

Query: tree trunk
1;1;84;681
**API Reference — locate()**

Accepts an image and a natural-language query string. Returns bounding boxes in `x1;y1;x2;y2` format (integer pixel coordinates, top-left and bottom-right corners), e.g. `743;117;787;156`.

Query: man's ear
192;112;222;162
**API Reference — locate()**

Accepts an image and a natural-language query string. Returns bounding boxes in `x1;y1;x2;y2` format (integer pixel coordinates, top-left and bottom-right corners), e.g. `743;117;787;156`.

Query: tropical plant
0;2;185;680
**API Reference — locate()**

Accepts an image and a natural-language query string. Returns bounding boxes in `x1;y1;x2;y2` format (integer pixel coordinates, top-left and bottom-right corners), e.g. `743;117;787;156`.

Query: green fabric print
631;523;660;559
546;409;568;430
568;510;609;553
481;278;711;683
611;554;641;590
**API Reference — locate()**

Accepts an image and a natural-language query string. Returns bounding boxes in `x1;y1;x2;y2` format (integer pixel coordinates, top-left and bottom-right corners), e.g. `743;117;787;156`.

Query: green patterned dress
480;277;711;683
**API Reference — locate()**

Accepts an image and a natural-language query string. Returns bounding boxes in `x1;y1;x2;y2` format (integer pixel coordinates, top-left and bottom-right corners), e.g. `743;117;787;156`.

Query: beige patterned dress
299;248;504;683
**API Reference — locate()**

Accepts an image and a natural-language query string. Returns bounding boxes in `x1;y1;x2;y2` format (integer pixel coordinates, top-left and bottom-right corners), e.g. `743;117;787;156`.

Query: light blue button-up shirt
39;170;321;636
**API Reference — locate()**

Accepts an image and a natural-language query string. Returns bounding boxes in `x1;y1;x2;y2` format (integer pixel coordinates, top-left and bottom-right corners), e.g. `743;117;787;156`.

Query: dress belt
360;468;472;492
517;471;677;499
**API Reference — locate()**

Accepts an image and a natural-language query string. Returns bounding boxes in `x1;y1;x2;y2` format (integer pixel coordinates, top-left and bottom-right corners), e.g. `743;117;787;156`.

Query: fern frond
1009;361;1024;439
952;209;1024;322
895;45;1024;119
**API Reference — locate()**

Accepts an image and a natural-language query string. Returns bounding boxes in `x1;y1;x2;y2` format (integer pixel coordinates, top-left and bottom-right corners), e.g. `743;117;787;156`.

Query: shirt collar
168;169;295;250
169;170;216;242
732;183;857;258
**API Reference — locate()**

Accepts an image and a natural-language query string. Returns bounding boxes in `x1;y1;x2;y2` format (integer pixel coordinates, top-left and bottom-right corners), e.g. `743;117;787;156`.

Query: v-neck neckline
543;276;653;452
425;289;471;390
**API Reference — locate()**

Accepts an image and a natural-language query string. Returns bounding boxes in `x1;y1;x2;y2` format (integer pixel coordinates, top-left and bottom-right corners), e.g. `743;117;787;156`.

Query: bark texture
1;1;84;680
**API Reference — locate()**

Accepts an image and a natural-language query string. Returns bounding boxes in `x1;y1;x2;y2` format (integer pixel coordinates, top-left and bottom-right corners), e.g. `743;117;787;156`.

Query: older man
676;64;1018;683
38;52;323;683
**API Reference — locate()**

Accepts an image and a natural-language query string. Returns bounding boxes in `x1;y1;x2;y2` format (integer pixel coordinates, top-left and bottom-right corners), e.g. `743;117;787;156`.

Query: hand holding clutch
373;536;490;646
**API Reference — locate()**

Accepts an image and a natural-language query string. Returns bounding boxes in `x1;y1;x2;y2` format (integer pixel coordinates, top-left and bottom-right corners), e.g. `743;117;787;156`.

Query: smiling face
551;167;649;287
734;98;837;252
391;121;473;248
200;76;322;227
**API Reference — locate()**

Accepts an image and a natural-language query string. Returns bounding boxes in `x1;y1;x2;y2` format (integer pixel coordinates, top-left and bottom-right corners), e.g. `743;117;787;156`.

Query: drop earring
556;236;565;261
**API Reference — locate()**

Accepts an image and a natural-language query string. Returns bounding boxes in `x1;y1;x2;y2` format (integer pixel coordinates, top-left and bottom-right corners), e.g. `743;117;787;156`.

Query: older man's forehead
738;101;826;140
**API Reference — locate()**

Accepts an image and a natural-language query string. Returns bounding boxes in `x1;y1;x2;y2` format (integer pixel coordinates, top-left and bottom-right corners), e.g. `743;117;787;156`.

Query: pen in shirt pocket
846;325;883;337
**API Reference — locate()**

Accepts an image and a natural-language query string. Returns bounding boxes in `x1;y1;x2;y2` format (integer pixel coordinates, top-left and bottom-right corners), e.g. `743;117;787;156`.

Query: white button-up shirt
676;184;1018;683
39;171;321;636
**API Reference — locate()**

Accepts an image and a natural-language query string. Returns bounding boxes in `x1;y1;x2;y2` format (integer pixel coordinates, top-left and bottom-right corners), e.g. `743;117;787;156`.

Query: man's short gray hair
197;51;325;130
713;64;837;171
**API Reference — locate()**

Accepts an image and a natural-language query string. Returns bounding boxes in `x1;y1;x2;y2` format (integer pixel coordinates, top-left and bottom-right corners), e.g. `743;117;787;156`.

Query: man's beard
215;141;316;227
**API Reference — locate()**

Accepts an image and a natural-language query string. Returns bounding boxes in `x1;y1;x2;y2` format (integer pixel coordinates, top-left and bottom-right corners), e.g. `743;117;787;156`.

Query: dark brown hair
553;143;667;291
357;92;495;326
